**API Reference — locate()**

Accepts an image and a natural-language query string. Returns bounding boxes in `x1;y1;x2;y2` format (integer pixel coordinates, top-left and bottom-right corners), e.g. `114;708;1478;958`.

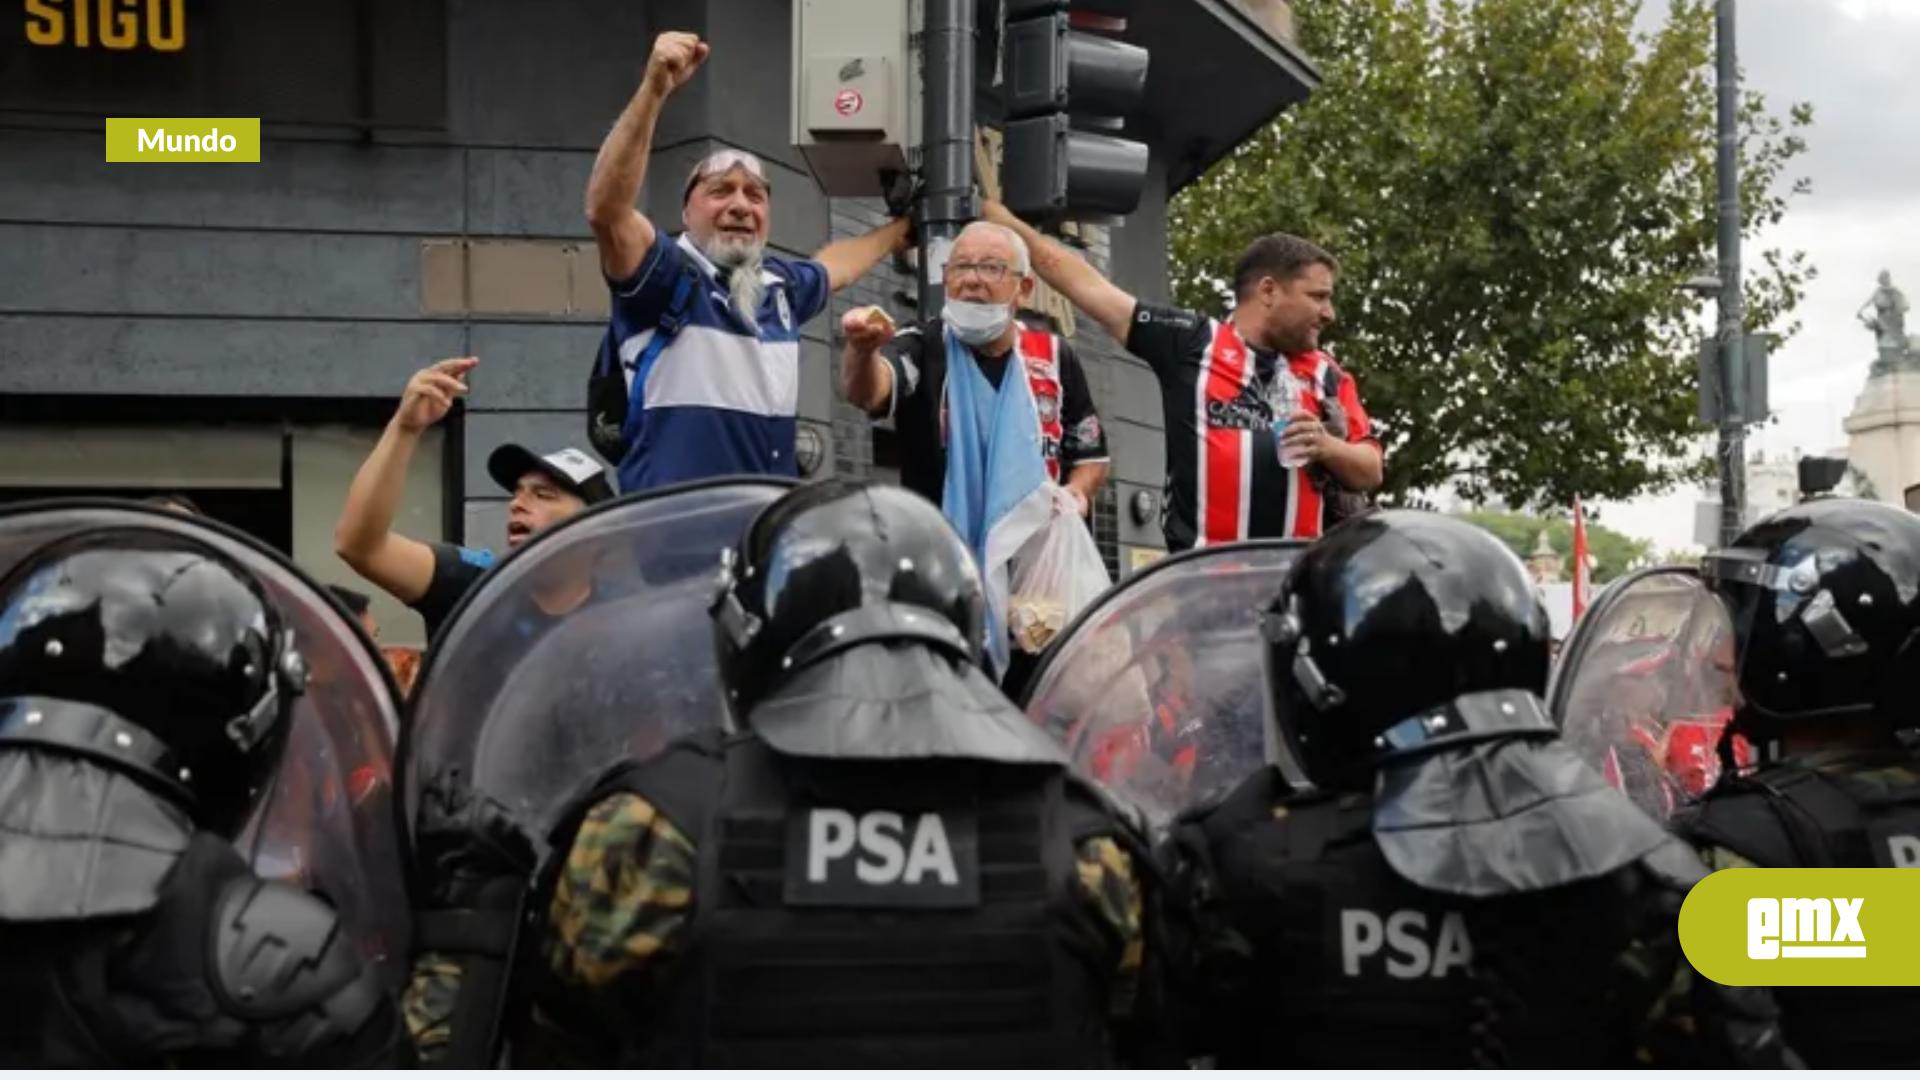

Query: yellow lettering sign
24;0;62;45
23;0;184;52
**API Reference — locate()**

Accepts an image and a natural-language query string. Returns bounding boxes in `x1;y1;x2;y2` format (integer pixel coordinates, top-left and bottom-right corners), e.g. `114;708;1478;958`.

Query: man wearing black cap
335;358;614;641
584;30;911;493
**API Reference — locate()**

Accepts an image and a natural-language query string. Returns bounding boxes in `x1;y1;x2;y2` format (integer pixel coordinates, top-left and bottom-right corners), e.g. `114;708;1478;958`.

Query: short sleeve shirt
1125;302;1376;549
605;232;831;492
411;542;495;641
876;318;1111;507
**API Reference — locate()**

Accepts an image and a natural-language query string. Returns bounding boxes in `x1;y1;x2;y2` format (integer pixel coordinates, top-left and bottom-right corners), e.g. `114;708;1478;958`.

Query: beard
699;231;767;322
1271;319;1320;355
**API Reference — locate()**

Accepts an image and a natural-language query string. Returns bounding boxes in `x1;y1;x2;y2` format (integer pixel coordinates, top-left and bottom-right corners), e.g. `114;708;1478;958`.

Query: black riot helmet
0;528;308;836
1702;498;1920;740
1262;511;1554;788
711;478;988;719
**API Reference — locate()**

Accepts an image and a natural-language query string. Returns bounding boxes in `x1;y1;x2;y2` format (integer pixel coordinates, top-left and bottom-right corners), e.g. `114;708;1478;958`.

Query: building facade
0;0;1314;643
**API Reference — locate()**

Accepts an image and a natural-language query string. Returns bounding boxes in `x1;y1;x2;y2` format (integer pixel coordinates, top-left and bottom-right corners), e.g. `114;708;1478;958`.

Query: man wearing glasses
841;220;1110;691
840;221;1111;518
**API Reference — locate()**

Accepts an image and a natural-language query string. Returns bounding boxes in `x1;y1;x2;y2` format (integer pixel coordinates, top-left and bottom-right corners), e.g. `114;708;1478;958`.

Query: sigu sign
24;0;185;51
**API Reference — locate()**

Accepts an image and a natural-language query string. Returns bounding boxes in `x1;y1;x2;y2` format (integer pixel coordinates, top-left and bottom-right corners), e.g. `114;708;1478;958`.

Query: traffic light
1001;0;1151;221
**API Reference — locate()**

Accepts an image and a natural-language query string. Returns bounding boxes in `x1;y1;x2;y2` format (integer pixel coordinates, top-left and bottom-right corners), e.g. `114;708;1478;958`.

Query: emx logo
1748;896;1866;959
1682;869;1920;986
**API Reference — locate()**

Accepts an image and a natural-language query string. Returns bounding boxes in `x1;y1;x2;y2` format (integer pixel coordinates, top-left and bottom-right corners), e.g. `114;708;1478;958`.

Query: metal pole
1715;0;1746;547
918;0;976;315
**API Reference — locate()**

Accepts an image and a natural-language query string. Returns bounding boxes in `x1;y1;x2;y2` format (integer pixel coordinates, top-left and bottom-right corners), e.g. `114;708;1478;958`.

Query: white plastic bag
1008;486;1113;654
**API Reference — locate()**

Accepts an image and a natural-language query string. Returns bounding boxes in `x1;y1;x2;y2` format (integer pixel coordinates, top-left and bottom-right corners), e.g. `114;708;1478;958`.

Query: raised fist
646;31;710;95
841;306;897;354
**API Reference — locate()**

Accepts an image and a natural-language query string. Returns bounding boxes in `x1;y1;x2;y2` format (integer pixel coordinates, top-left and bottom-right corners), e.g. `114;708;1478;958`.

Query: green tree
1457;510;1655;583
1171;0;1813;509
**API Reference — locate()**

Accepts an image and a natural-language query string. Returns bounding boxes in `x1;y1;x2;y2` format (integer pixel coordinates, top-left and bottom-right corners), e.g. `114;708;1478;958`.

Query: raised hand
841;306;897;354
645;31;710;96
395;357;477;433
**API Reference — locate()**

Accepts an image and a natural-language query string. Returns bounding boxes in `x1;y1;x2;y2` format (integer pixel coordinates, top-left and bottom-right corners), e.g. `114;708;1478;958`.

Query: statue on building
1859;269;1915;372
1526;530;1564;585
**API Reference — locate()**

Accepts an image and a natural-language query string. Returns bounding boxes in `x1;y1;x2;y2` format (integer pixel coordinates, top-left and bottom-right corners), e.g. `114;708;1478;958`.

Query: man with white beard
585;32;910;493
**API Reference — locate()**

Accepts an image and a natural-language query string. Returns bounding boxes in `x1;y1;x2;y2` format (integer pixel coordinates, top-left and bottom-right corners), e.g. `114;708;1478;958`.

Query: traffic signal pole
1715;0;1746;547
918;0;977;316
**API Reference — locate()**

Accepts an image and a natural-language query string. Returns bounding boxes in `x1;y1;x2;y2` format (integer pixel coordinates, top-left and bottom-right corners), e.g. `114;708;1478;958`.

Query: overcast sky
1591;0;1920;552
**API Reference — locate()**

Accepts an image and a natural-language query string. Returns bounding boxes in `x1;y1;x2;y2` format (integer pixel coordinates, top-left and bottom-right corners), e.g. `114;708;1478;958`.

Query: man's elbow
584;199;623;237
1353;447;1386;492
333;522;374;571
583;180;633;234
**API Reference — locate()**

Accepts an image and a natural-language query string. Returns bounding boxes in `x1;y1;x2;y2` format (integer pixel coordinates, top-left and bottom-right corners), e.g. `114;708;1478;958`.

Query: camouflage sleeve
1639;955;1798;1067
1633;847;1798;1068
1073;835;1145;1023
507;792;699;1064
543;791;697;994
1697;843;1758;872
401;953;460;1065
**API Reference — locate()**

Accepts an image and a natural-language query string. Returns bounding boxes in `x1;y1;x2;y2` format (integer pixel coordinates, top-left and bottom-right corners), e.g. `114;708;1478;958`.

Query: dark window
3;0;447;130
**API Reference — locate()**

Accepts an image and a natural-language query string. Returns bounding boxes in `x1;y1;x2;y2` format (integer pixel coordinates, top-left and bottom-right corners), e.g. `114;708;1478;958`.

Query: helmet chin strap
1260;600;1347;712
225;628;308;755
710;546;763;651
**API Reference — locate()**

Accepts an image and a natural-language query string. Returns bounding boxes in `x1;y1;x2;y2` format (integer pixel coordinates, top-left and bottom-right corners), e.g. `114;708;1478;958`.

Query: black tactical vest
1679;761;1920;1067
0;832;251;1066
1;829;398;1068
1172;767;1688;1068
542;732;1135;1068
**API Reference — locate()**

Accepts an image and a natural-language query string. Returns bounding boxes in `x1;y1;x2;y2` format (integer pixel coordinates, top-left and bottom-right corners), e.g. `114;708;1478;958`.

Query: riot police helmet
1701;498;1920;740
1262;511;1553;788
711;478;988;719
0;527;308;835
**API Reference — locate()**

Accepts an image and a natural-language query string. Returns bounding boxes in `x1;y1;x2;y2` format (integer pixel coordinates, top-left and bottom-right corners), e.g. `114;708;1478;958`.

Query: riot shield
1548;566;1745;820
0;500;409;982
402;478;790;860
1019;540;1304;828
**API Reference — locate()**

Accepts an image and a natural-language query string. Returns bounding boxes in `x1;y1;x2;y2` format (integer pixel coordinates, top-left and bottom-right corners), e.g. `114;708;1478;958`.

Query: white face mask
943;299;1013;347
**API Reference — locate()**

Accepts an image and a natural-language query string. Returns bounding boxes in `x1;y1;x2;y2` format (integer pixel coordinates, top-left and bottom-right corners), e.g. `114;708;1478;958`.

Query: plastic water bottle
1271;369;1310;469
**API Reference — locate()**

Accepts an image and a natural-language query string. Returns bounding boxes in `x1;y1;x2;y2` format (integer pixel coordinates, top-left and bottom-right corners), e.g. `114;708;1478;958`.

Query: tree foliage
1456;510;1655;583
1170;0;1813;509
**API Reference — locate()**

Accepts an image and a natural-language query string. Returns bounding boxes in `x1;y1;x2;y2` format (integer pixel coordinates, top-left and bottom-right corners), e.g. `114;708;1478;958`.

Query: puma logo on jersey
785;806;981;909
1340;909;1473;979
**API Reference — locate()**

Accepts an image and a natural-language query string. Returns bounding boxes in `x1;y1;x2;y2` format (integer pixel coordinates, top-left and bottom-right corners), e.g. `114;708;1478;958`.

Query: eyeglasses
947;260;1014;284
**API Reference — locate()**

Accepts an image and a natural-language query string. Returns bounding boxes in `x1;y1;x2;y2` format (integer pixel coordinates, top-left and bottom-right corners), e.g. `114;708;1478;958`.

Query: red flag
1572;498;1591;621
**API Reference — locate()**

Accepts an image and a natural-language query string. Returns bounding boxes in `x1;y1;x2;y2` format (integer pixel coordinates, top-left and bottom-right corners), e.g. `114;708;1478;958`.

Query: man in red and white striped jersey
984;202;1383;550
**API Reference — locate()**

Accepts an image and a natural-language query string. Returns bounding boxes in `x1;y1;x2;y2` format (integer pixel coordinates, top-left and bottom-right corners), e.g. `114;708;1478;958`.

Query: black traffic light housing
1798;456;1848;501
1001;0;1151;221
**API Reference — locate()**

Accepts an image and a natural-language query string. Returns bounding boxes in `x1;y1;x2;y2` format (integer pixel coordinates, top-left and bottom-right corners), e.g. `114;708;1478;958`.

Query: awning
1122;0;1321;192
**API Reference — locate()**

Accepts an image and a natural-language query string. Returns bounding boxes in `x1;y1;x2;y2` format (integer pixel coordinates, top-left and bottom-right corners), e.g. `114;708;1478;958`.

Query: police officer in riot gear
498;478;1160;1067
0;528;409;1067
1675;498;1920;1067
1162;511;1793;1068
